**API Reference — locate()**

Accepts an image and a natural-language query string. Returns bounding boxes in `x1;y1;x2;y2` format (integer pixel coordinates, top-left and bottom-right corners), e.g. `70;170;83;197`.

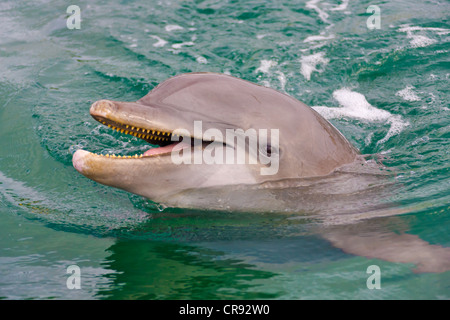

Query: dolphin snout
90;99;117;119
72;149;90;174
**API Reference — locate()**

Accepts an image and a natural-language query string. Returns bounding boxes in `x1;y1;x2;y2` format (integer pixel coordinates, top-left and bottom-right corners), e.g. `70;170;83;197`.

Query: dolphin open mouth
87;99;194;159
91;114;181;158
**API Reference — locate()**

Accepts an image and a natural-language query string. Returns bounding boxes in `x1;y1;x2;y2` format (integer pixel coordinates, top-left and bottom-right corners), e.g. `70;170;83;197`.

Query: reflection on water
97;240;280;299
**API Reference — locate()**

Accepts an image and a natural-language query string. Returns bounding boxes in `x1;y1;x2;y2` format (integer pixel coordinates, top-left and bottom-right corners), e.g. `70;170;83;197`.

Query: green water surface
0;0;449;299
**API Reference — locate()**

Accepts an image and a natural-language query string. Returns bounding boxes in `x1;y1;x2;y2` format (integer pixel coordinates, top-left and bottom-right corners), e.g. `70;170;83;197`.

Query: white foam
313;88;408;145
409;35;437;48
330;0;349;11
395;86;421;101
306;0;329;23
172;41;195;49
398;25;450;35
398;25;449;48
196;56;208;64
300;52;329;81
303;34;334;43
256;60;277;74
165;24;184;32
276;71;287;91
150;35;168;47
365;132;373;146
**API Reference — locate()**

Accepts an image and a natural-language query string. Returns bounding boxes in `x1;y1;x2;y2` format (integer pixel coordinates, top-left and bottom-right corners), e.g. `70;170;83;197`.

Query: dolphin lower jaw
72;148;177;199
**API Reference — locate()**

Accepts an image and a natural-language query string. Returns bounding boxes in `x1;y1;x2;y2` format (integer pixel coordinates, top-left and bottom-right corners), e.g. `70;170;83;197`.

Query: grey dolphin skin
73;72;450;273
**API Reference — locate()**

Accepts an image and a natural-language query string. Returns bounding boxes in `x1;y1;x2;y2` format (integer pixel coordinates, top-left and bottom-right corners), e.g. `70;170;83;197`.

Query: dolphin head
73;73;358;205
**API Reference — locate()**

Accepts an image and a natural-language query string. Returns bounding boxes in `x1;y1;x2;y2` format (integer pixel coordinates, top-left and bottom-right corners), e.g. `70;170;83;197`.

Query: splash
300;52;329;81
313;88;408;145
398;25;450;48
255;60;277;74
255;60;287;91
396;86;421;102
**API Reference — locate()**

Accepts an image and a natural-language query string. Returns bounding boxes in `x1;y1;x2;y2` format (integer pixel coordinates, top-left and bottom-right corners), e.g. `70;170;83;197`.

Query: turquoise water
1;0;449;299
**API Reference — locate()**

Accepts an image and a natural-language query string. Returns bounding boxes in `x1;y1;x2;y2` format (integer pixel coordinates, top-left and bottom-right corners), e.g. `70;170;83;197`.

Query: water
0;0;449;299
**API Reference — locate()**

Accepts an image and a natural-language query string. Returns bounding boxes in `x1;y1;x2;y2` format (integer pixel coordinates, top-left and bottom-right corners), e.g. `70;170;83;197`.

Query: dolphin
72;72;450;273
73;72;359;206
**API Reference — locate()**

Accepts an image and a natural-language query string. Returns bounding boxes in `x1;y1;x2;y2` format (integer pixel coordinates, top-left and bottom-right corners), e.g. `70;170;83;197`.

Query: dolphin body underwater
73;73;450;273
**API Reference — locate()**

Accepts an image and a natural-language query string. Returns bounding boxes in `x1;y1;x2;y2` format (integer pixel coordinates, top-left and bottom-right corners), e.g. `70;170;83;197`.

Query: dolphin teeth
125;131;129;135
126;125;129;129
156;131;160;135
152;130;155;134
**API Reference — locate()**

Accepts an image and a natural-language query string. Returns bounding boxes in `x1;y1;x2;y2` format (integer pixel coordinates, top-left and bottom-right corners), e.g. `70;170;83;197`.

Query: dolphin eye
260;143;279;157
266;144;272;156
